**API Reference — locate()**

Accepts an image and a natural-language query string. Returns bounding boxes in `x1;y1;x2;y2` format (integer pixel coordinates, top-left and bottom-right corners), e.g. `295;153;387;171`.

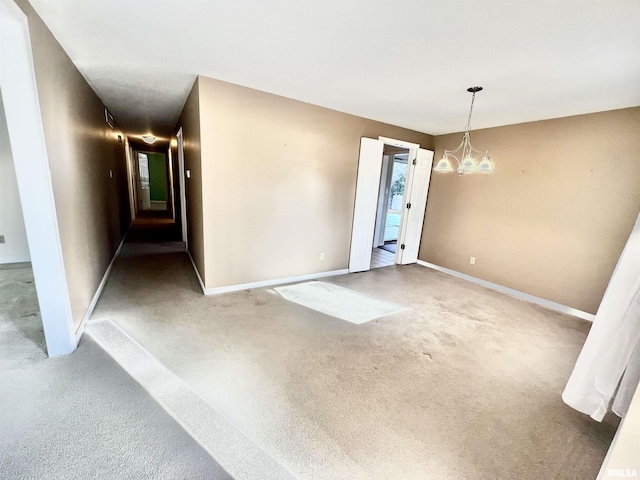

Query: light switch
186;170;191;179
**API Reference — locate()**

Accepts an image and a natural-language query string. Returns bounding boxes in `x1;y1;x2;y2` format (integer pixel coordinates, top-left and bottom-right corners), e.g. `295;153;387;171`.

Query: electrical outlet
0;235;5;244
470;256;476;265
320;251;325;261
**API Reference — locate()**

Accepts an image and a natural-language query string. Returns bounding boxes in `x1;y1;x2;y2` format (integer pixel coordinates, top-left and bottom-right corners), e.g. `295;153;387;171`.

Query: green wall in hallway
148;153;167;201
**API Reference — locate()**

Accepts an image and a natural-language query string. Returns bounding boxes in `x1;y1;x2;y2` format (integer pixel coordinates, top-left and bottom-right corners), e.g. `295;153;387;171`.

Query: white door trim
176;128;188;246
373;155;392;247
167;147;176;220
0;0;76;355
376;136;420;265
349;136;430;272
124;139;136;221
378;136;420;149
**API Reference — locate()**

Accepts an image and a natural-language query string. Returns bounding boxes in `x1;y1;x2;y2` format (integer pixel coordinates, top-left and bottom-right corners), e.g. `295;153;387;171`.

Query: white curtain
562;211;640;421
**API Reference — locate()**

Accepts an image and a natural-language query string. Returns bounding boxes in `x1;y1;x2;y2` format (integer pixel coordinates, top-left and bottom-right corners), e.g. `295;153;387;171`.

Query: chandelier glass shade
434;86;495;176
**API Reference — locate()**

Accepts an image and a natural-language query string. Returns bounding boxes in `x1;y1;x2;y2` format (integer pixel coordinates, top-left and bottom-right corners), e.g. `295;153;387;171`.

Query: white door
398;148;434;264
348;138;384;273
373;155;392;247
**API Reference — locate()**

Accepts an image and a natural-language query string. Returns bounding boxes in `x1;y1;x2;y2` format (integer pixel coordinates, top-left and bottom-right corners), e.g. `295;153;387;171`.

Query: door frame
167;147;176;220
378;137;419;265
132;149;171;213
0;0;76;355
124;139;137;221
134;151;150;211
176;128;188;246
373;154;393;248
374;152;410;251
348;136;432;273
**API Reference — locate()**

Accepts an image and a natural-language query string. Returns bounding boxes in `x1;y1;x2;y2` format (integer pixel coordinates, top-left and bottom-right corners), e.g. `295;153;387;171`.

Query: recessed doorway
371;147;409;268
134;151;171;217
348;137;434;273
0;3;77;355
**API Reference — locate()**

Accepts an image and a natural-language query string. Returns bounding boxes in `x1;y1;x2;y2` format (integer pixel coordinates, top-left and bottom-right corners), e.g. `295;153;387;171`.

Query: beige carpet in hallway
0;263;232;479
92;244;619;480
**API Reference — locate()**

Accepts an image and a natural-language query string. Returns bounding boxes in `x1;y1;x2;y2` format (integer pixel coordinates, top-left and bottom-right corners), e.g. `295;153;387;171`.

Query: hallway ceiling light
142;134;156;144
434;87;494;176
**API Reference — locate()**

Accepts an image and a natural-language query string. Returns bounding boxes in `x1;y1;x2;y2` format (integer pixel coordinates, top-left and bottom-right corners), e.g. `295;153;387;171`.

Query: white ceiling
28;0;640;137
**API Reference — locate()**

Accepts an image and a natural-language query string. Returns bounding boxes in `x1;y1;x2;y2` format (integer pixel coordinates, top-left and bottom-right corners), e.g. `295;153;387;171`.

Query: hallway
90;241;618;480
126;214;182;243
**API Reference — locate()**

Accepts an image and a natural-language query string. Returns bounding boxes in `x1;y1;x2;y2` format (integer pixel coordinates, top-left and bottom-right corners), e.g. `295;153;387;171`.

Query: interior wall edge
13;0;131;330
175;76;206;286
187;249;205;294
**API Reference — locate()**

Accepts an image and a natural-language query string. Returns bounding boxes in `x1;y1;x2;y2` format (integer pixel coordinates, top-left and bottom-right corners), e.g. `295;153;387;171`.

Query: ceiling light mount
433;86;494;176
142;134;156;145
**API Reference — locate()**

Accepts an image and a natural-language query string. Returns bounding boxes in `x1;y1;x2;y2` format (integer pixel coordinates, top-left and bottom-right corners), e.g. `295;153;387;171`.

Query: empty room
1;0;639;479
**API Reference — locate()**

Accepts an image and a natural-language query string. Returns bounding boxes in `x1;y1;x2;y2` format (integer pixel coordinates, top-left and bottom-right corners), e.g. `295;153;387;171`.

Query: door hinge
406;202;412;209
413;159;417;165
400;244;406;250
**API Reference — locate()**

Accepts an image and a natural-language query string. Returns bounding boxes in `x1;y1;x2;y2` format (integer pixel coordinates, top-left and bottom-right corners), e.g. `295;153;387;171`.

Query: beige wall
176;79;205;283
419;107;640;314
15;0;130;328
196;75;433;289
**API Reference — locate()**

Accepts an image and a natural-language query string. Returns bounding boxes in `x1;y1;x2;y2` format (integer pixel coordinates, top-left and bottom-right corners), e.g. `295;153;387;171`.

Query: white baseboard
416;260;595;322
0;255;31;265
596;415;623;480
74;228;128;342
186;252;348;295
187;250;206;294
205;269;350;295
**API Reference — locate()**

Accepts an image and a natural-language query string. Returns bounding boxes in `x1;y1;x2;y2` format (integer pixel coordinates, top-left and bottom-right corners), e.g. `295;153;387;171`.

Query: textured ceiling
28;0;640;138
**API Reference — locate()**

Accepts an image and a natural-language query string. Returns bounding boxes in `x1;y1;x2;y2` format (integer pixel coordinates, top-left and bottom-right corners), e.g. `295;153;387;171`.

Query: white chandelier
433;86;495;175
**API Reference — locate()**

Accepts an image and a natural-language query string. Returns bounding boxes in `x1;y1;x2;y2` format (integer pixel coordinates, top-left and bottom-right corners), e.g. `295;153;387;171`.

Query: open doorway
0;88;46;357
348;137;434;274
371;146;409;268
0;2;77;356
124;139;183;244
133;151;171;218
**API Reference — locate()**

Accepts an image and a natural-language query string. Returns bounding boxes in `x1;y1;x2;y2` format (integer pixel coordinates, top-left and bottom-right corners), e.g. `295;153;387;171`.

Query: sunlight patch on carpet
275;281;406;324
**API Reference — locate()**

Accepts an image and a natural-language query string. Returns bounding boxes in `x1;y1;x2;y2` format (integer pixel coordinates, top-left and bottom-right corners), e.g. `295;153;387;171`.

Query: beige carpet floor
0;263;231;479
92;243;619;480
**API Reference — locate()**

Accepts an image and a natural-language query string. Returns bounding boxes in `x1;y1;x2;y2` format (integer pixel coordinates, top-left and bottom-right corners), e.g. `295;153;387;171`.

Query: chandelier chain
464;91;476;134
